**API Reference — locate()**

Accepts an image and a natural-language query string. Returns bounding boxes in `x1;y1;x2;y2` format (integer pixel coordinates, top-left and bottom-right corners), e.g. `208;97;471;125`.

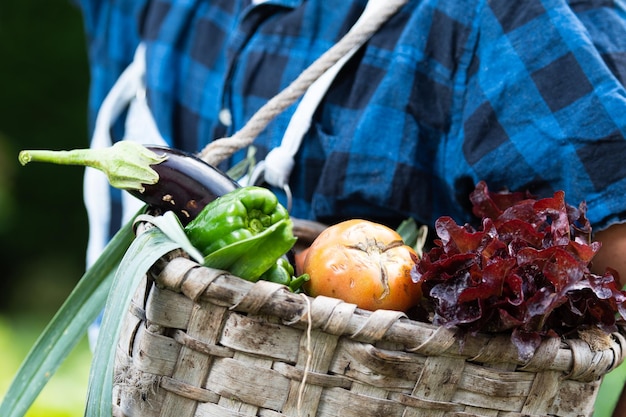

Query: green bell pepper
184;186;297;282
259;257;310;293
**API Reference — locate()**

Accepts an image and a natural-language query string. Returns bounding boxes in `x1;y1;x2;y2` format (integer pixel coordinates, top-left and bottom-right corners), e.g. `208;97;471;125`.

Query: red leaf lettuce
412;181;626;360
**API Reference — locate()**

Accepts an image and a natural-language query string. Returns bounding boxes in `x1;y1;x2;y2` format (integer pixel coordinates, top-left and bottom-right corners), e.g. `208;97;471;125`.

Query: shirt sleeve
456;0;626;231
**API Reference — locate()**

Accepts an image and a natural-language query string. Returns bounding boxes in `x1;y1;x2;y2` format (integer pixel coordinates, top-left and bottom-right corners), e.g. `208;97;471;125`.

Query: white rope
243;0;396;201
199;0;409;166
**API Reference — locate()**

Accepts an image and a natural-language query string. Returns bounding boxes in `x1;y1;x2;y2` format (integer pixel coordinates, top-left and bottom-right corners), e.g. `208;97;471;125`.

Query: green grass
0;312;624;416
0;314;90;417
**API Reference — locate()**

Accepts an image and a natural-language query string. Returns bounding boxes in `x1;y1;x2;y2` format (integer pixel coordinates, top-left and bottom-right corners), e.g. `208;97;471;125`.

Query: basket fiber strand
113;249;626;417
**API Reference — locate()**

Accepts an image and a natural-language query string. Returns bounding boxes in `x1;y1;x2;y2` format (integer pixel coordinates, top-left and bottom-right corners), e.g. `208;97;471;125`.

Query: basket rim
150;254;626;383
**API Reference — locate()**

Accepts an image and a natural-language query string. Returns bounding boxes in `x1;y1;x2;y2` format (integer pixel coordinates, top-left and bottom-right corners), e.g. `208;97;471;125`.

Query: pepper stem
18;141;167;192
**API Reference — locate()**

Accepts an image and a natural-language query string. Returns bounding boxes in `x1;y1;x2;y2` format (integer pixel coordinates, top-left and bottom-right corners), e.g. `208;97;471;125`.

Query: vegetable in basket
185;185;301;285
259;256;309;292
18;141;305;290
412;181;626;360
18;141;239;224
302;219;422;312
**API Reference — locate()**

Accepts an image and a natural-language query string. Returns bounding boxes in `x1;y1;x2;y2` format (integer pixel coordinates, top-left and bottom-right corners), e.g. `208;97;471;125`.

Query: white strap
87;43;169;350
247;0;388;207
83;43;166;268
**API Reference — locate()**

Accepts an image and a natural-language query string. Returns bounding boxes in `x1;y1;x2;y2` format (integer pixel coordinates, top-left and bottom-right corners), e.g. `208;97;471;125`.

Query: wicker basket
112;230;626;417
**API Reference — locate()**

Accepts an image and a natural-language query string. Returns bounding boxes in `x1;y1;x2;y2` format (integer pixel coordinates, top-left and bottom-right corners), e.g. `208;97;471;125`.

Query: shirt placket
215;0;301;140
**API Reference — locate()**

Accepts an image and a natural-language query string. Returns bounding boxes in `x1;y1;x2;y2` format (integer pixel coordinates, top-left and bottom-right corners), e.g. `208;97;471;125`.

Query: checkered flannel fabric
77;0;626;235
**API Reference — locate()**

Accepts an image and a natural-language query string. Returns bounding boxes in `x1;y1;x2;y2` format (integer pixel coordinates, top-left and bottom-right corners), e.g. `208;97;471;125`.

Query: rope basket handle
198;0;409;166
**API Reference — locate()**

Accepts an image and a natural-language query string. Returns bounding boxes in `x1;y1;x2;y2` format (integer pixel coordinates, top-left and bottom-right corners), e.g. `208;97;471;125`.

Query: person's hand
592;222;626;286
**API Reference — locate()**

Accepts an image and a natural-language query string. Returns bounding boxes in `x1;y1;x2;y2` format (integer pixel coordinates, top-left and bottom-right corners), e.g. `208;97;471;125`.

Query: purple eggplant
136;145;239;222
18;141;239;224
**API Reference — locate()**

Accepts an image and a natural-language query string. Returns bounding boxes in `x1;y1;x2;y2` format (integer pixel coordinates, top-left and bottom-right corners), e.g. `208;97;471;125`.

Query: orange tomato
302;219;422;312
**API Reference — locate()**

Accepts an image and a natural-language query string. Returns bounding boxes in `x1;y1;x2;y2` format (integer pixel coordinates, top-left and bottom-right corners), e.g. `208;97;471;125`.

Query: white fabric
85;43;167;349
120;74;167;225
83;43;166;269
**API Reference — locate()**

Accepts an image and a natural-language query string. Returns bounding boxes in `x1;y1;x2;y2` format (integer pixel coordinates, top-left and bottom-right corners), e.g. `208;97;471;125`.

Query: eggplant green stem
18;141;167;192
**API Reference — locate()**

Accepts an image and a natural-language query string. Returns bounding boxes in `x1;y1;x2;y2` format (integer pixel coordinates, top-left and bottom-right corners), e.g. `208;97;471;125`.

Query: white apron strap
83;43;166;268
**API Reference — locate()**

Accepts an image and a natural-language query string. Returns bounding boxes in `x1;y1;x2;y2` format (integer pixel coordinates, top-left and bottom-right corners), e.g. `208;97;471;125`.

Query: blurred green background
0;0;91;415
0;0;625;416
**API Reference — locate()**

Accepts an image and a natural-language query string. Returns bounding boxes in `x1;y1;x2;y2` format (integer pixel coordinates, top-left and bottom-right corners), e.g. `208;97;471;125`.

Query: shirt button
219;108;232;126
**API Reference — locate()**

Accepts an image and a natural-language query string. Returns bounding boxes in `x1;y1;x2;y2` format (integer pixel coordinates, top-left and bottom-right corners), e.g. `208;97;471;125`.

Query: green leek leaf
0;218;135;417
85;217;185;417
135;211;204;263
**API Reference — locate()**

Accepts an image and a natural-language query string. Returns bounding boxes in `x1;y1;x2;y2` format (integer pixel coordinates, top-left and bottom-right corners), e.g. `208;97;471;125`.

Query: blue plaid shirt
77;0;626;235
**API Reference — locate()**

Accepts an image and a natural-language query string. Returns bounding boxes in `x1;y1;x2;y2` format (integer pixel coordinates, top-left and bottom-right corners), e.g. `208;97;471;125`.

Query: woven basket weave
112;237;626;417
